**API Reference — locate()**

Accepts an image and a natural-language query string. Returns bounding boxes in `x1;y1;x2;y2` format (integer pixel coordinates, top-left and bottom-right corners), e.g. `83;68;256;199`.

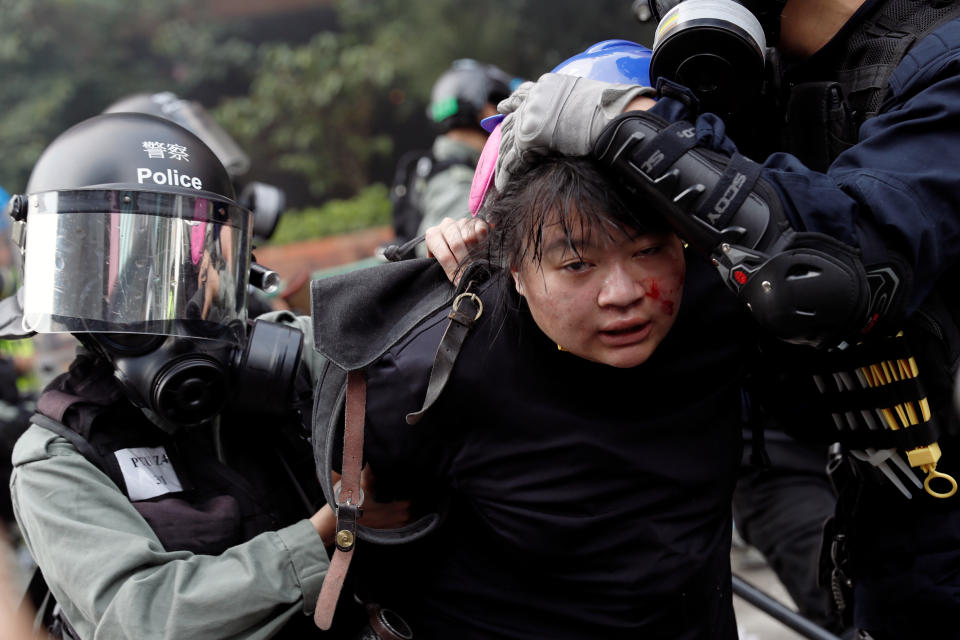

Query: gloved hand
494;72;656;191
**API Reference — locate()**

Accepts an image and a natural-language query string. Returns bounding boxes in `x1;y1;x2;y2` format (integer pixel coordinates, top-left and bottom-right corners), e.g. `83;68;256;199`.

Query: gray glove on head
494;72;656;191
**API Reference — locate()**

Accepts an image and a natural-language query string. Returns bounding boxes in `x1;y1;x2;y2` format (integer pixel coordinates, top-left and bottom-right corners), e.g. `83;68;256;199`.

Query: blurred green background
0;0;655;243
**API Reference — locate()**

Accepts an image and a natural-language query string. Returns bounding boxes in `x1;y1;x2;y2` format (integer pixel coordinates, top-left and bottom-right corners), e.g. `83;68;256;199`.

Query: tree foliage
0;0;654;207
215;0;654;201
2;0;166;189
268;183;391;246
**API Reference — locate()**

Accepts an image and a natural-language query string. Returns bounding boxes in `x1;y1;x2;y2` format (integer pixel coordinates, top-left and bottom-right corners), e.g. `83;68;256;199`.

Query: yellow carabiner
923;466;958;499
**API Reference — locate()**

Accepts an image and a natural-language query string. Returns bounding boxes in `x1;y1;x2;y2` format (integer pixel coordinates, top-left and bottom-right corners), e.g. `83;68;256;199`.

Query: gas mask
90;318;303;431
646;0;787;117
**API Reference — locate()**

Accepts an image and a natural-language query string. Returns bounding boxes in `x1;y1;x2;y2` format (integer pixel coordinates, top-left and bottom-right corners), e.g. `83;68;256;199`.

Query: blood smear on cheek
646;280;661;299
639;278;678;315
645;280;678;315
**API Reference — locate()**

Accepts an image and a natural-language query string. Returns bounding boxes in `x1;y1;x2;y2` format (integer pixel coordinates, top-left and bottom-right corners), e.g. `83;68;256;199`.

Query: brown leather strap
340;370;366;508
313;546;353;629
314;369;366;629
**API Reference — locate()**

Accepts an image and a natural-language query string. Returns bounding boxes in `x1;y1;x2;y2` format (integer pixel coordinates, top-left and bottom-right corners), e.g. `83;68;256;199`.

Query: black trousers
733;432;848;634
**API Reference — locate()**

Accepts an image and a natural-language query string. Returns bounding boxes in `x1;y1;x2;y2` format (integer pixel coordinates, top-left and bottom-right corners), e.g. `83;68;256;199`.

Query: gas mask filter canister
100;319;303;431
650;0;767;117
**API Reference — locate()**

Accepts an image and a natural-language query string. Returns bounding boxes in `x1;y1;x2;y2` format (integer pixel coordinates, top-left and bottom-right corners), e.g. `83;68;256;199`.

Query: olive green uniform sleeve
10;424;329;640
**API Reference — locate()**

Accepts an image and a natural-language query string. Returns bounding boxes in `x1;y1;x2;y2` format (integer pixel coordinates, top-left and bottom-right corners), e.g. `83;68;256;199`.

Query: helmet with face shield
2;113;293;429
16;112;251;347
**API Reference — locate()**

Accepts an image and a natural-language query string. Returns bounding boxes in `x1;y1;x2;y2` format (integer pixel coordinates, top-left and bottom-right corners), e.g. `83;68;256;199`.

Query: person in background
388;59;518;256
0;186;36;531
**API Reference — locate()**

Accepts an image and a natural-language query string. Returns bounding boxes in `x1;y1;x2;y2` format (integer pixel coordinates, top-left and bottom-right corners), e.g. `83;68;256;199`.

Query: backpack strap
313;279;485;629
314;365;442;547
406;284;483;425
314;369;366;630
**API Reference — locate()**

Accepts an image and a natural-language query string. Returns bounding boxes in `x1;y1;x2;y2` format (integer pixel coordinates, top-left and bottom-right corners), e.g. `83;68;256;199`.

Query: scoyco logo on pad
137;140;203;190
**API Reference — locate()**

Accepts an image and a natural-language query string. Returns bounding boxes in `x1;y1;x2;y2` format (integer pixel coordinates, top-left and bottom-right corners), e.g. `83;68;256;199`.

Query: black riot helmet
18;111;248;343
104;92;284;241
7;112;302;430
104;92;251;177
646;0;787;118
428;59;518;132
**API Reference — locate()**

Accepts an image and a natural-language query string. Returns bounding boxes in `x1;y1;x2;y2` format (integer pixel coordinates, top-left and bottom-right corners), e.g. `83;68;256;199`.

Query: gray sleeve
10;425;329;640
414;165;476;258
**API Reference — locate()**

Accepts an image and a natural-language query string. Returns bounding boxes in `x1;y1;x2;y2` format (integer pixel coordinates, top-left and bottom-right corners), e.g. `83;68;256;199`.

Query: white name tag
114;446;183;501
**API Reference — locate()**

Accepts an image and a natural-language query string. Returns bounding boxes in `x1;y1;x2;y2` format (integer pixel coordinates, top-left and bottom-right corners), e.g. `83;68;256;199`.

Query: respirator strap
315;369;366;630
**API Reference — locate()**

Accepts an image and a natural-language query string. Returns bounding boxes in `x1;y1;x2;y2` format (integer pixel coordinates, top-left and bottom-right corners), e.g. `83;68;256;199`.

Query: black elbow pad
592;112;911;348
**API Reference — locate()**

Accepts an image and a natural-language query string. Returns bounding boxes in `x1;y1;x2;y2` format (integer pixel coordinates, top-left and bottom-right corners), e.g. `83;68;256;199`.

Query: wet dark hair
464;154;670;280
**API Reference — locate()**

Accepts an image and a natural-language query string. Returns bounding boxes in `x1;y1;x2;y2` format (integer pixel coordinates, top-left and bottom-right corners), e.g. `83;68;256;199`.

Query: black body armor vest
781;0;960;172
34;354;320;552
31;354;322;637
744;0;960;507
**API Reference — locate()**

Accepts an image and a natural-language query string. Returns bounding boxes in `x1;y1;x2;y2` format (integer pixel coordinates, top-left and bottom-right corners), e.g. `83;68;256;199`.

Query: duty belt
811;331;957;499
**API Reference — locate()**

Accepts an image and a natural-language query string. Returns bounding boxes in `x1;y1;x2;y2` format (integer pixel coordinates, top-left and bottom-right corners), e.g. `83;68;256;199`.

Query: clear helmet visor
21;190;252;344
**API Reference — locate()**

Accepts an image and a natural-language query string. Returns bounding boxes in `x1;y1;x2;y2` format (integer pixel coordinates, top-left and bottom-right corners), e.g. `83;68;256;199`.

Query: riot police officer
6;112;408;639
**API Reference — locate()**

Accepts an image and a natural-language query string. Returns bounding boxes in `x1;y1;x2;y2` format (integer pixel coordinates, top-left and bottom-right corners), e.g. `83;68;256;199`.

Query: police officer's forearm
591;107;911;348
625;95;657;112
11;428;330;640
311;504;336;546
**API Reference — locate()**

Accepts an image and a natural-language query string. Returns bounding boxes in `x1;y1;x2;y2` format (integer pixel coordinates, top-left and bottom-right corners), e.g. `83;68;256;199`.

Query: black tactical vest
33;354;319;553
30;354;325;639
781;0;960;172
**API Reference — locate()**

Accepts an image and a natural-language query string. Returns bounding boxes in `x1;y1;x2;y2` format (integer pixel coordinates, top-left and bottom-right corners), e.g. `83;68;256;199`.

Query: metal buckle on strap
333;479;364;551
335;502;359;552
449;291;483;324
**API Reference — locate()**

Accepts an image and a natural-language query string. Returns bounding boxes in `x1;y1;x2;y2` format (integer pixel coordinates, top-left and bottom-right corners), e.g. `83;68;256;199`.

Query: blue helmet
551;39;652;86
480;40;651;133
472;41;653;212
